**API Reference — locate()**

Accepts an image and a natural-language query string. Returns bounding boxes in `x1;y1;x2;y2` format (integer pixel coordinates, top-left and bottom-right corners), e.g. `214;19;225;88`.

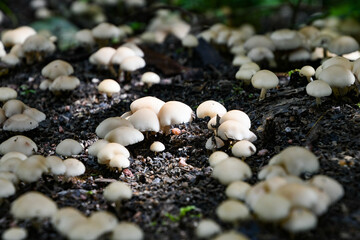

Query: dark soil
1;4;360;240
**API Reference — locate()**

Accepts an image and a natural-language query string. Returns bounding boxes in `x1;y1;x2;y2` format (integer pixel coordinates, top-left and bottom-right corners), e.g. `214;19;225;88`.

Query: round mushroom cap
243;35;275;51
270;29;303;50
299;65;315;78
111;47;136;65
120;56;146;72
181;34;199;48
10;191;57;219
212;157;252;185
240;62;260;71
88;139;109;156
121;42;144;57
225;181;251;201
319;65;355;88
288;48;311;62
105;126;144;146
56;139;83;156
75;29;95;47
15;155;47;182
63;158;85;177
109;154;130;170
89;211;118;235
22;108;46;122
308;175;344;204
49;76;80;92
0;87;17;102
0;178;16;198
205;136;224;150
217;120;255;141
111;222;144;240
232;55;251;66
252;193;291;222
232;140;256;158
9;44;24;58
208;151;228;167
195;219;221;239
150;141;165;152
103;181;132;202
216;199;250;222
322;56;352;70
51;207;87;236
1;26;36;47
2;99;29;118
247;47;274;62
129;108;160;132
41;60;74;80
22;34;56;53
328;35;359;55
275;183;319;209
46;155;66;175
141;72;161;85
306;80;332;98
67;220;103;240
269;146;319;176
0;135;37;156
220;110;251;129
92;22;121;40
89;47;116;66
196;100;227;119
130;96;165;115
0;157;23;173
96;117;133;138
251;70;279;90
1;54;20;67
3;113;39;132
97;143;130;164
212;231;249;240
0;171;19;184
0;152;27;164
258;165;288;180
158;101;193;127
2;227;27;240
281;208;317;233
235;68;257;83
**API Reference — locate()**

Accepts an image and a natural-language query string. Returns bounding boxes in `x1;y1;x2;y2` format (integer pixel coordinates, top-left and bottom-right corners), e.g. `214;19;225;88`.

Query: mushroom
51;207;87;237
1;54;20;67
89;47;116;70
63;158;86;182
235;68;258;86
110;47;136;77
217;120;256;142
88;139;109;156
212;157;252;185
231;140;256;160
195;219;221;239
67;220;104;240
97;143;130;165
0;171;19;185
150;141;165;153
225;180;251;201
98;79;121;98
15;155;48;183
49;76;80;94
220;110;251;130
75;29;95;50
103;181;132;213
91;22;121;47
252;193;291;222
105;126;144;146
128;108;160;134
270;29;303;51
140;72;161;88
2;113;39;132
213;231;249;240
121;42;144;57
2;227;27;240
2;99;29;117
56;139;83;156
130;96;165;115
232;55;252;67
41;59;74;80
251;70;279;101
89;211;118;235
328;35;359;56
0;178;16;200
306;80;332;106
111;222;144;240
205;136;224;150
10;191;58;220
120;56;146;83
243;35;275;52
196;100;227;119
181;34;199;57
46;155;66;180
22;34;56;64
257;165;288;180
0;135;37;156
108;154;130;171
95;117;133;138
281;208;317;233
1;26;36;47
216;199;250;222
208;151;229;167
22;108;46;122
318;65;355;97
158;101;193;133
308;175;344;204
299;65;315;82
0;87;17;102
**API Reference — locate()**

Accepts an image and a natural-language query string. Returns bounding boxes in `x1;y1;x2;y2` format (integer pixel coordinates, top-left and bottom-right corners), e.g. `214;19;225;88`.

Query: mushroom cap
1;54;20;67
120;56;146;72
181;34;199;48
141;72;161;85
288;48;311;62
328;35;359;55
0;171;19;185
275;183;319;209
41;59;74;80
212;157;252;185
219;110;251;129
240;62;260;71
97;143;130;164
150;141;165;152
269;146;319;176
299;65;315;78
91;22;121;40
0;152;27;164
252;193;291;222
2;227;27;240
63;158;85;177
46;156;66;175
67;220;103;240
3;113;39;132
251;70;279;90
15;155;47;182
121;42;144;57
56;139;83;156
51;207;87;236
270;29;303;50
89;211;118;235
212;231;249;240
281;208;317;233
89;47;116;66
10;191;57;219
9;44;25;58
103;181;132;202
129;108;160;132
232;55;251;66
217;120;255;141
22;34;56;53
208;151;229;167
0;157;23;173
235;68;257;82
0;178;16;198
109;154;130;170
216;199;250;222
0;135;37;156
318;65;355;88
96;117;133;138
195;219;221;239
308;175;344;204
231;140;256;158
49;76;80;92
158;101;193;127
1;26;36;47
23;108;46;122
75;29;95;46
322;56;352;70
111;47;136;65
130;96;165;115
257;165;288;180
306;80;332;98
88;139;109;156
196;100;227;119
247;47;274;62
205;136;224;150
243;35;275;51
111;222;144;240
105;126;144;146
2;99;28;117
225;180;251;201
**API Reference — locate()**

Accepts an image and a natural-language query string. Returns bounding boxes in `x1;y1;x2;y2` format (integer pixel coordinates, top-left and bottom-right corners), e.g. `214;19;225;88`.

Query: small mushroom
111;222;144;240
2;227;27;240
63;158;86;182
150;141;165;153
306;80;332;106
195;219;221;239
231;140;256;160
251;70;279;101
98;79;121;98
299;65;315;82
140;72;161;88
103;181;132;213
212;157;252;185
216;199;250;222
56;139;83;156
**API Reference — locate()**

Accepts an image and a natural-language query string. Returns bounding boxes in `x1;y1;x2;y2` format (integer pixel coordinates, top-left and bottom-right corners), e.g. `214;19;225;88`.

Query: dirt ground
1;2;360;240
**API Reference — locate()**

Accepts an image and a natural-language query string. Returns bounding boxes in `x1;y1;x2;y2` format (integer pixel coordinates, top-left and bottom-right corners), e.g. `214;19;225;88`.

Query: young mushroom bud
299;65;315;82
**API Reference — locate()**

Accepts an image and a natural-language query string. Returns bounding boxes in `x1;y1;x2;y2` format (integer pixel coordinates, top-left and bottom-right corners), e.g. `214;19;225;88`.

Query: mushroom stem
259;88;267;101
109;64;118;77
124;71;131;83
315;97;321;106
188;48;193;58
331;87;340;98
306;76;312;83
35;52;43;62
95;38;109;48
114;200;122;215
